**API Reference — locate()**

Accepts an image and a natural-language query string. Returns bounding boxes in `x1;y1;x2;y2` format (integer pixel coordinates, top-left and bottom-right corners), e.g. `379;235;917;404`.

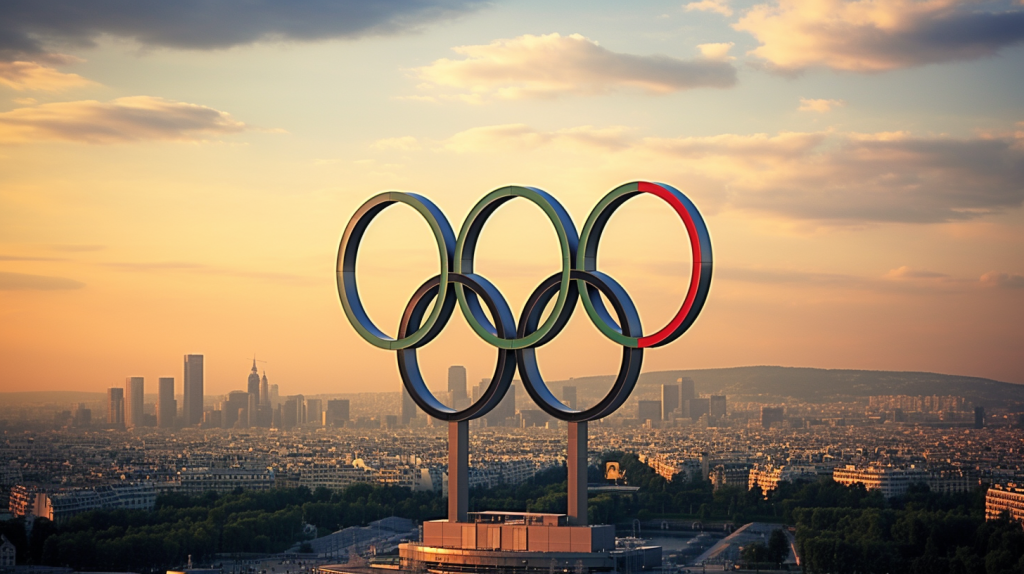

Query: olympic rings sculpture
336;181;712;423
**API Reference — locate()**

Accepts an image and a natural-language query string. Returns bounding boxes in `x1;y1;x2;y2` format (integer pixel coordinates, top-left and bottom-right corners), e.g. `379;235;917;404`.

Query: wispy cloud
413;33;737;100
980;271;1024;289
0;59;93;91
798;98;845;112
734;0;1024;73
685;0;734;17
0;271;83;290
437;123;1024;224
101;260;317;285
0;96;246;144
884;266;949;280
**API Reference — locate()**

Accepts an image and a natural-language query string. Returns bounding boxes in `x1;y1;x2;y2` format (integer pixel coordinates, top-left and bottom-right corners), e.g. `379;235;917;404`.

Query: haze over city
1;0;1023;396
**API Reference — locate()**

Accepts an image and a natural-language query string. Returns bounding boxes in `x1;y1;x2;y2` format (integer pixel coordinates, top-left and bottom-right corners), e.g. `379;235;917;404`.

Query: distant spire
252;356;258;373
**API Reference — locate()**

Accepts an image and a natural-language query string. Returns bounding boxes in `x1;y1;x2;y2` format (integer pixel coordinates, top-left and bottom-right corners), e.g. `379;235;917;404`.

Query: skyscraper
402;385;417;426
448;365;467;408
158;377;176;429
183;354;204;427
661;384;680;420
485;383;515;427
306;398;323;427
124;377;144;429
247;359;261;403
638;400;661;424
326;399;350;427
107;387;124;427
562;386;577;410
679;377;696;401
710;395;727;418
260;372;270;407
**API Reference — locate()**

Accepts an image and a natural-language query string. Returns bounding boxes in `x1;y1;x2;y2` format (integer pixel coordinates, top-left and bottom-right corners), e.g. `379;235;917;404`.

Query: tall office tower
975;406;986;429
637;400;661;424
157;377;176;429
183;354;204;427
306;398;324;427
270;384;280;407
107;387;125;427
401;386;418;426
448;365;468;407
247;359;261;403
679;377;696;401
562;386;577;410
472;379;488;403
326;399;350;427
686;398;710;420
661;384;680;420
485;383;515;427
124;377;144;429
710;395;727;418
260;372;270;407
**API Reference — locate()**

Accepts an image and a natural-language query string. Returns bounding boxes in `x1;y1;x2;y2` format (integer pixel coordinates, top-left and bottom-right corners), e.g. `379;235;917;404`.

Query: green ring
576;182;642;347
336;191;455;350
454;186;578;350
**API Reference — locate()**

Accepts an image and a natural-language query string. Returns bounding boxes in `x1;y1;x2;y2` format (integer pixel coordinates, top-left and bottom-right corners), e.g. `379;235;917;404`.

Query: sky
1;0;1023;399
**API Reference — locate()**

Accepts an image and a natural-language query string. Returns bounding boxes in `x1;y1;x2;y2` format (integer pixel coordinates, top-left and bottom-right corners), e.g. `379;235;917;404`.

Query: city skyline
1;0;1023;395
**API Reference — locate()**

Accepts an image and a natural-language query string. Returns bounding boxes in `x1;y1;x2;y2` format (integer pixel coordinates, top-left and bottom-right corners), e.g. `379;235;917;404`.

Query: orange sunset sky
1;0;1023;397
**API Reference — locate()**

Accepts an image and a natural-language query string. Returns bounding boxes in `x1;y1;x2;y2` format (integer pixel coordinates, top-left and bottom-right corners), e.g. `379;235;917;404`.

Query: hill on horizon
549;366;1024;407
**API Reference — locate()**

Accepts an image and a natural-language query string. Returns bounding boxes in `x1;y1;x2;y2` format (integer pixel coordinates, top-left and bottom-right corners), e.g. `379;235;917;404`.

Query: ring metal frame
336;181;712;422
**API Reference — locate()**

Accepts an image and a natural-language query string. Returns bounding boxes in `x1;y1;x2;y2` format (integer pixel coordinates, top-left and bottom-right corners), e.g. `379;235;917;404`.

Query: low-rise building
41;481;156;524
986;484;1024;523
177;467;275;494
748;464;818;494
832;465;975;499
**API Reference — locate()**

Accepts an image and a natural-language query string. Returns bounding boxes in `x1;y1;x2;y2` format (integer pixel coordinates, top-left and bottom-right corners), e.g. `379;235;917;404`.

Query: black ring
515;270;644;422
397;273;517;421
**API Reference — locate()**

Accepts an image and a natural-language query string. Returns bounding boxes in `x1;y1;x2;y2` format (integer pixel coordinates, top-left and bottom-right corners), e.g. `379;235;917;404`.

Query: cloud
443;124;632;152
372;136;420;151
0;271;83;290
980;271;1024;289
798;97;846;112
884;266;948;279
697;42;736;60
0;255;65;261
734;0;1024;72
0;60;93;91
413;33;737;100
685;0;734;16
0;96;246;144
0;0;485;55
440;123;1024;224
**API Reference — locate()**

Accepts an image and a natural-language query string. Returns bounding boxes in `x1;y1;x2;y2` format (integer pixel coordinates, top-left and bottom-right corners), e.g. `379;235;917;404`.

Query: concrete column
448;420;468;523
568;421;588;525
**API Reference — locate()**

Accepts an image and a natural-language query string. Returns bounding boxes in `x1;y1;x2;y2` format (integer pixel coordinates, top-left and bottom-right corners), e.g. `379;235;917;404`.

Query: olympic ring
336;181;712;422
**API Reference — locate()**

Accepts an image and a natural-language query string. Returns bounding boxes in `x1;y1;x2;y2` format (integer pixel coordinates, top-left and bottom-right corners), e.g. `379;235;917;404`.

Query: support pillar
568;421;588;525
448;420;468;523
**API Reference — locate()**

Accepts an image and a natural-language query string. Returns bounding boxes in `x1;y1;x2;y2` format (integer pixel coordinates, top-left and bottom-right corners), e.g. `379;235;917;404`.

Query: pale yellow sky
1;0;1022;395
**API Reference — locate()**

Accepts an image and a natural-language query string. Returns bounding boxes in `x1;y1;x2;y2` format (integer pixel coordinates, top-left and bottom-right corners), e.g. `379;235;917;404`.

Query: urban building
0;535;14;569
177;468;275;494
157;377;175;429
125;377;144;429
401;387;417;426
448;365;468;408
326;399;350;427
307;398;324;427
986;484;1024;523
748;464;818;494
107;387;124;427
685;398;710;420
260;372;270;407
72;403;91;427
975;407;986;429
832;465;975;499
637;400;661;425
42;482;156;524
485;383;516;427
222;391;251;429
662;384;679;420
710;395;727;418
679;377;696;401
183;354;204;427
247;359;261;403
562;386;577;410
760;406;785;428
